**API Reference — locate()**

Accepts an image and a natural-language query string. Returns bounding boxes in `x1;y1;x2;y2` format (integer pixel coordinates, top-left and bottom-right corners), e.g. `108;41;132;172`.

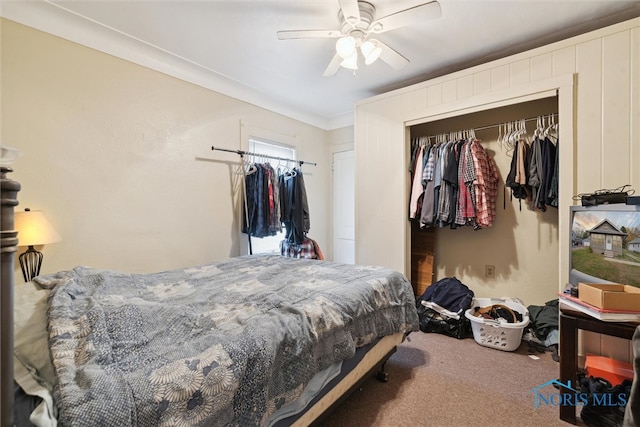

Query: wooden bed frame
1;166;20;427
0;166;404;426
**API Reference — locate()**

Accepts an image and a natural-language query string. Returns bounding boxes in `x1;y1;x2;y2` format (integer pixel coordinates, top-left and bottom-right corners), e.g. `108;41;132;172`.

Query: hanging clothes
420;144;437;227
505;139;531;210
279;167;310;245
470;139;499;228
409;135;498;230
547;139;559;207
528;136;557;212
408;143;426;219
242;163;283;238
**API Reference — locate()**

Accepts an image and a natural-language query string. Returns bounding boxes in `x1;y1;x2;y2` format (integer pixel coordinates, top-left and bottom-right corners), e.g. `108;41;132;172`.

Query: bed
11;252;418;426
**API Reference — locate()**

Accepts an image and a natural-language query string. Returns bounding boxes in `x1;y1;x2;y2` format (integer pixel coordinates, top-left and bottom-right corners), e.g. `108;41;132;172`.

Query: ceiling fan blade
323;53;343;77
378;41;410;70
277;30;342;40
339;0;361;26
368;1;442;34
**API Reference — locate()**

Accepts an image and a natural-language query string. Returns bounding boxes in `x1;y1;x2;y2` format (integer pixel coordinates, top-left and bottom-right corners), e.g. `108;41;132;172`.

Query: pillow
14;281;55;390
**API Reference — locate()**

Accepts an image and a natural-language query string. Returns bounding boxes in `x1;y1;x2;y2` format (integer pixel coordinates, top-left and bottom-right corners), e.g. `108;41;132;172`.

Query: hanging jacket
547;138;559;207
505;140;531;205
528;136;543;209
540;137;556;210
280;168;310;244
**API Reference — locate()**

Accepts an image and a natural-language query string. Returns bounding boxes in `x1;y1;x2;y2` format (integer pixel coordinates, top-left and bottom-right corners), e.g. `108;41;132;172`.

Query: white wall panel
427;84;442;107
576;38;604;192
602;30;632;188
490;64;510;91
632;27;640;189
354;110;405;272
457;75;474;100
442;79;457;104
510;59;531;87
473;70;491;95
552;46;576;76
531;53;553;82
413;87;429;113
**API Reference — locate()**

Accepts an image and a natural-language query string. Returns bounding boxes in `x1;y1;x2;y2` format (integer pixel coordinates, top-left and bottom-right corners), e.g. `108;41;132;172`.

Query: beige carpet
318;331;579;427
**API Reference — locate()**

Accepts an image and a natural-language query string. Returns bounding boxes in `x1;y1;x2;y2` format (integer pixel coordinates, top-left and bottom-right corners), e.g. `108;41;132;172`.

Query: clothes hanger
544;114;557;140
505;121;515;148
245;155;258;175
518;118;527;141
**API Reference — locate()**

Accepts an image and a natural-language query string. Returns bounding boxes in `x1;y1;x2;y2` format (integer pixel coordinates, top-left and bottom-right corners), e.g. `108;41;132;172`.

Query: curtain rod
417;113;559;141
211;146;317;166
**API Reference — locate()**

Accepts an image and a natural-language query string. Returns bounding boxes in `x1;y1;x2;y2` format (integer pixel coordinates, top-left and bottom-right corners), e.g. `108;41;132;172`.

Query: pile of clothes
416;277;474;339
524;299;559;360
471;303;523;323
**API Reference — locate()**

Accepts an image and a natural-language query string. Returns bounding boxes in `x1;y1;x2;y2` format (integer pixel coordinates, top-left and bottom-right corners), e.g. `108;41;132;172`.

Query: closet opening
408;96;560;306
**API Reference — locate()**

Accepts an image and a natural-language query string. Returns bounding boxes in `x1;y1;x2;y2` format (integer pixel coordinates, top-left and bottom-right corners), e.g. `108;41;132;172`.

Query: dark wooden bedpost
1;166;20;427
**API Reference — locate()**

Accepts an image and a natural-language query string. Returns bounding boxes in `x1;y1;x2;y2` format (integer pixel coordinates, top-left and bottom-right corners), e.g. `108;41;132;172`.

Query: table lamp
14;208;61;281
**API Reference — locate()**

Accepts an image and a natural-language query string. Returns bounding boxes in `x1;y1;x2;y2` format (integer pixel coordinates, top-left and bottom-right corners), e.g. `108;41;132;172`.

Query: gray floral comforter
43;254;418;426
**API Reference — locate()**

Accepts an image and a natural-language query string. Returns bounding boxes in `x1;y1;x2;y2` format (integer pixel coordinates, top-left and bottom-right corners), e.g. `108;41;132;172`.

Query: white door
332;150;355;263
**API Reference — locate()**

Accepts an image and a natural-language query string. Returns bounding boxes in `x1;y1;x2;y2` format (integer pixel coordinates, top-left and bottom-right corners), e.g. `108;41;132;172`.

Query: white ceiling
3;0;640;129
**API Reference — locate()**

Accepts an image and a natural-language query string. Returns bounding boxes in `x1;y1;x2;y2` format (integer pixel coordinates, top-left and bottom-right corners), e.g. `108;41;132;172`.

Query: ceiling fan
277;0;442;77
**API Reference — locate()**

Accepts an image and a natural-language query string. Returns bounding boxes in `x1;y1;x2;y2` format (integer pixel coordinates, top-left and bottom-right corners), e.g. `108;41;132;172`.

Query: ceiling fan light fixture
336;36;356;58
361;40;382;65
340;51;358;70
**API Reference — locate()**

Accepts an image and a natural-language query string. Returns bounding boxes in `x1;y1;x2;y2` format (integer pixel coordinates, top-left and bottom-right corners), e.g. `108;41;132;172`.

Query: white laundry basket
464;298;530;352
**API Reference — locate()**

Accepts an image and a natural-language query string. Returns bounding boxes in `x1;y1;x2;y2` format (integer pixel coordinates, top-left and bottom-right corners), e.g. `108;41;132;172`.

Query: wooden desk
559;305;639;424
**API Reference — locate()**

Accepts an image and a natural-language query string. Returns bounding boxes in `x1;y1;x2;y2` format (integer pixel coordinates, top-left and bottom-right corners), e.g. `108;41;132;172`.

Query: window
246;137;296;254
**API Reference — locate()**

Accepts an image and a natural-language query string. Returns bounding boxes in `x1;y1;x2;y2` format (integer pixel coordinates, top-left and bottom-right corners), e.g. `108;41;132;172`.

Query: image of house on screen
629;237;640;253
588;219;627;257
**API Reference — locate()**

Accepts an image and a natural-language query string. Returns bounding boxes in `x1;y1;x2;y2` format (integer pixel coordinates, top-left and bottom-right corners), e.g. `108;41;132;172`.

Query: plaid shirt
461;141;477;222
280;238;321;259
470;140;499;228
454;142;476;225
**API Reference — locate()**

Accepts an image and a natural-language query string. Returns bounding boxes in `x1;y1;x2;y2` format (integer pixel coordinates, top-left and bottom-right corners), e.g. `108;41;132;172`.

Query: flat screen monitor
569;203;640;288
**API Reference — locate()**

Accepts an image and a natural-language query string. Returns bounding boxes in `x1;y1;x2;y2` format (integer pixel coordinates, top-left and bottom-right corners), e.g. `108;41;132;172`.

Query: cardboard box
578;283;640;311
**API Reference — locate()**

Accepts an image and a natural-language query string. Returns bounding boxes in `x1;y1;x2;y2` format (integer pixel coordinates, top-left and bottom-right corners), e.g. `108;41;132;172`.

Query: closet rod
211;146;317;166
420;113;559;140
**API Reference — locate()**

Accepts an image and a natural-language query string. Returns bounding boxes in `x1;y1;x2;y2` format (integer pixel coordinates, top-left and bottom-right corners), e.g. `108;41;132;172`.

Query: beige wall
355;18;640;361
1;19;332;278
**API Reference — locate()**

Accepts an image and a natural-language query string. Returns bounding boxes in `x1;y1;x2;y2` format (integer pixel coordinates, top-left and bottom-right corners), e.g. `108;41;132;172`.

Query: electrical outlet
485;265;496;279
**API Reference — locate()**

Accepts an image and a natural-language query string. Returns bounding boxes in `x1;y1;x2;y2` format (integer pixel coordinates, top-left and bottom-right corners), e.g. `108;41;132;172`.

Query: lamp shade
336;36;356;59
340;51;358;70
361;40;382;65
15;209;61;246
